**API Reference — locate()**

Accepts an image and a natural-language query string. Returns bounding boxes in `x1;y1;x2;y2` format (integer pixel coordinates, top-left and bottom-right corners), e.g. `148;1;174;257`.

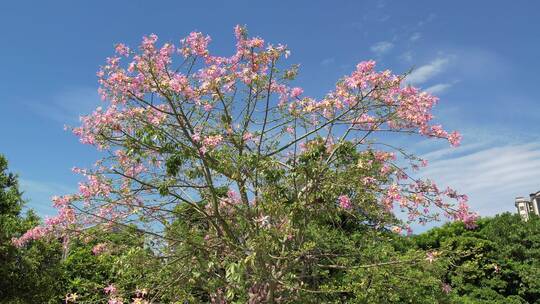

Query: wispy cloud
20;179;73;195
417;13;437;27
425;83;453;95
400;51;414;63
405;57;451;85
20;178;74;216
409;32;421;42
370;41;394;56
25;87;101;125
418;142;540;216
320;57;335;67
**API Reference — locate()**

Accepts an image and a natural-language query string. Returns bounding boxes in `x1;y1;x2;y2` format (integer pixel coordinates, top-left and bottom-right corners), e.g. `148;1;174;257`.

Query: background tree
60;225;155;303
0;155;64;303
414;213;540;303
14;26;476;303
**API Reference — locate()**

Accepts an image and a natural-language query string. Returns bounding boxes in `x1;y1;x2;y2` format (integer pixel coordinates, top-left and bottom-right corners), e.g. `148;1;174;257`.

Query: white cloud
409;32;422;42
417;13;437;27
418;142;540;216
405;57;451;85
378;15;390;22
425;83;452;94
25;87;101;125
370;41;394;56
320;57;335;67
400;51;414;63
20;179;74;216
20;179;73;195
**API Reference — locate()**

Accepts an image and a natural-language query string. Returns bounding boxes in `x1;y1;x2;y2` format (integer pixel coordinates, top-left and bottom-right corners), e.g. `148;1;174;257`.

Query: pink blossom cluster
44;206;75;226
373;151;396;162
352;113;379;130
14;25;478;252
73;106;123;148
95;24;290;121
290;87;303;99
104;284;117;295
338;195;352;209
115;150;146;177
12;226;50;248
13;194;78;247
193;133;223;155
115;43;130;57
452;202;479;229
92;243;108;255
333;61;461;147
181;32;211;58
391;226;402;234
243;132;255;142
425;251;439;263
206;189;242;217
78;174;112;200
103;284;130;304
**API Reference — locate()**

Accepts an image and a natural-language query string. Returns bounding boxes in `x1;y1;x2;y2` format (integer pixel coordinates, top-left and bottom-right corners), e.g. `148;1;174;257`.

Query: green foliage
5;144;540;304
0;155;64;303
414;213;540;303
147;140;451;303
60;226;154;303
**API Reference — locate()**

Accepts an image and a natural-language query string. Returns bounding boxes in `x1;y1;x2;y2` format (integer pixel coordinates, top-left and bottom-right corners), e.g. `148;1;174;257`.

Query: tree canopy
414;213;540;303
4;150;540;302
11;26;480;303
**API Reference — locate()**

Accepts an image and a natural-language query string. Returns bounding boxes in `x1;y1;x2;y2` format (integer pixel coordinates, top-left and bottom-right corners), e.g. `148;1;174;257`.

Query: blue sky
1;1;540;222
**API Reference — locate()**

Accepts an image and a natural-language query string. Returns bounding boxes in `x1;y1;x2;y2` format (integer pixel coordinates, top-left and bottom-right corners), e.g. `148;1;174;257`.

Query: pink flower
199;146;208;155
104;284;117;295
353;114;378;130
226;189;240;204
234;24;245;41
114;43;130;56
391;226;402;234
92;243;107;255
338;195;352;209
453;202;479;229
65;293;79;302
362;177;377;185
78;175;112;199
425;251;438;263
441;283;452;294
181;32;211;58
203;103;213;112
142;34;158;51
203;135;223;148
448;131;462;147
285;126;294;134
52;195;74;208
290;87;303;99
12;226;50;247
108;298;123;304
169;74;189;94
256;215;271;228
356;60;376;73
243;132;254;141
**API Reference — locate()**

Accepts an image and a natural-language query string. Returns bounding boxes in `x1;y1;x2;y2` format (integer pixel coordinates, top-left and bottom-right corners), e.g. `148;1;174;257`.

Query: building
515;191;540;221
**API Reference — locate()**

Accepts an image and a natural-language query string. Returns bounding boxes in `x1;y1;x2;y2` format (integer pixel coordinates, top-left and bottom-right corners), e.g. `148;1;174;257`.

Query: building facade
515;191;540;221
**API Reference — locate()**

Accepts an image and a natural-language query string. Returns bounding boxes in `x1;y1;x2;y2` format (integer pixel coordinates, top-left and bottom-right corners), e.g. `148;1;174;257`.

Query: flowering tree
14;26;476;303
